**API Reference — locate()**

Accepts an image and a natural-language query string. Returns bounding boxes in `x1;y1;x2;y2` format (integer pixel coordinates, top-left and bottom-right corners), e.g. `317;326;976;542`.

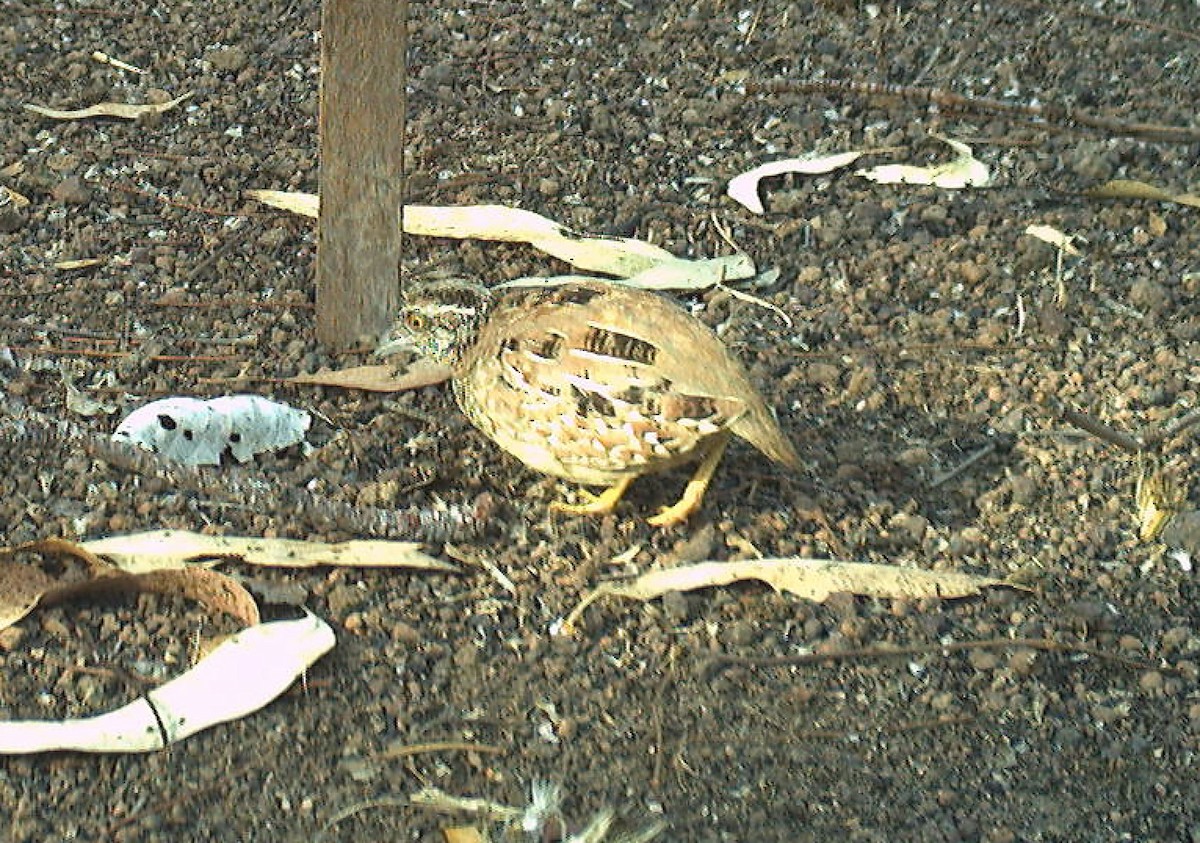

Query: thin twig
1057;406;1145;454
15;4;136;16
183;220;256;285
103;181;248;217
444;543;516;594
928;441;997;488
9;344;240;363
1141;409;1200;451
1071;6;1200;43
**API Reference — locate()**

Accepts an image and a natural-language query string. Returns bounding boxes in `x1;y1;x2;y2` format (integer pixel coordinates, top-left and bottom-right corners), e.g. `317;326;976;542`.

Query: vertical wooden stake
316;0;407;348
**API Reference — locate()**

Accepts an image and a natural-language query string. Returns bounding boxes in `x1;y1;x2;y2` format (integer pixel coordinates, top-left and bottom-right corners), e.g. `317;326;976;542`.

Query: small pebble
51;175;92;205
209;45;249;72
930;691;955;711
967;649;999;671
722;620;758;647
325;583;363;618
1138;670;1164;694
806;362;841;386
1007;648;1039;676
1128;278;1169;313
390;620;422;645
661;590;691;624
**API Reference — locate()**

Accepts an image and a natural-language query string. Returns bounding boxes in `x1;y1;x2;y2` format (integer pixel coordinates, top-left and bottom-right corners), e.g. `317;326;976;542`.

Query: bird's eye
404;312;426;331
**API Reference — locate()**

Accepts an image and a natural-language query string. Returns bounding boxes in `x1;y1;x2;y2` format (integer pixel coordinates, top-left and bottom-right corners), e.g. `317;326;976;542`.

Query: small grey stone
51;175;91;205
210;45;249;72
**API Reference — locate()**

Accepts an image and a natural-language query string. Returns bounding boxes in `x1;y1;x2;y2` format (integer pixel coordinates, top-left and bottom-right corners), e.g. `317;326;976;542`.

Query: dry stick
1059;406;1145;453
155;298;316;310
19;325;259;355
1140;409;1200;451
1046;398;1200;454
928;441;997;488
1037;396;1145;454
709;636;1174;674
113;148;224;162
0;396;490;542
745;79;1200;143
182;219;256;285
1068;6;1200;43
35;652;158;691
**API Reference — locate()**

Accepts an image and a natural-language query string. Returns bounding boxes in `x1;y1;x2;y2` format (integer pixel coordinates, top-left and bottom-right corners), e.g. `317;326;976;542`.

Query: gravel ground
2;1;1200;840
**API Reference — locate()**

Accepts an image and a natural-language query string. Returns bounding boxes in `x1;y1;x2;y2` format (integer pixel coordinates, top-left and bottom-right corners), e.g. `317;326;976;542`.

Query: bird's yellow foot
550;476;633;517
647;434;729;527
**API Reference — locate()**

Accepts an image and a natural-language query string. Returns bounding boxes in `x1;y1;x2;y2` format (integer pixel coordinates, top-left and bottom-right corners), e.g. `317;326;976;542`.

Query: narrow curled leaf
81;530;455;574
0;613;334;754
1;185;30;209
245;193;757;286
727;150;865;214
1086;178;1200;208
0;536;259;632
53;258;106;271
562;557;1017;632
245;188;319;217
1024;224;1082;256
23;92;193;121
289;360;452;392
857;136;990;189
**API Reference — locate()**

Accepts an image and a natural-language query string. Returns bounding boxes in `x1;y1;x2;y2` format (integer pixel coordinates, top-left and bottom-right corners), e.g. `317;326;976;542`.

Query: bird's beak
375;332;412;359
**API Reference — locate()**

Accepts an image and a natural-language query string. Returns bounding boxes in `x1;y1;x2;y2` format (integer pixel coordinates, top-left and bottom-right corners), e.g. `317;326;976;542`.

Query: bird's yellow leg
648;434;730;528
551;476;634;517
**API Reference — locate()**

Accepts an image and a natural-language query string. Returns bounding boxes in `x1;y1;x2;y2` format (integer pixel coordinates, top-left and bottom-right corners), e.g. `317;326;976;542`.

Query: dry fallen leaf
727;150;866;214
81;530;456;574
289;360;452;392
0;534;352;755
1085;178;1200;208
856;136;990;189
245;188;319;216
0;551;61;630
562;557;1017;632
2;184;31;209
498;260;755;294
53;258;106;271
0;536;259;632
23;92;193;121
0;612;334;754
1024;224;1082;256
63;372;117;417
245;192;756;286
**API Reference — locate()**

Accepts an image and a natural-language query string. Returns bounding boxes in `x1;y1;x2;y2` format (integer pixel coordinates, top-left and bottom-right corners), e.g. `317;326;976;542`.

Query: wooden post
316;0;407;348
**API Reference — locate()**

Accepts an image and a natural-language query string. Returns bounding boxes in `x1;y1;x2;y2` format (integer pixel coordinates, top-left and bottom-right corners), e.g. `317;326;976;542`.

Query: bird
377;278;800;526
